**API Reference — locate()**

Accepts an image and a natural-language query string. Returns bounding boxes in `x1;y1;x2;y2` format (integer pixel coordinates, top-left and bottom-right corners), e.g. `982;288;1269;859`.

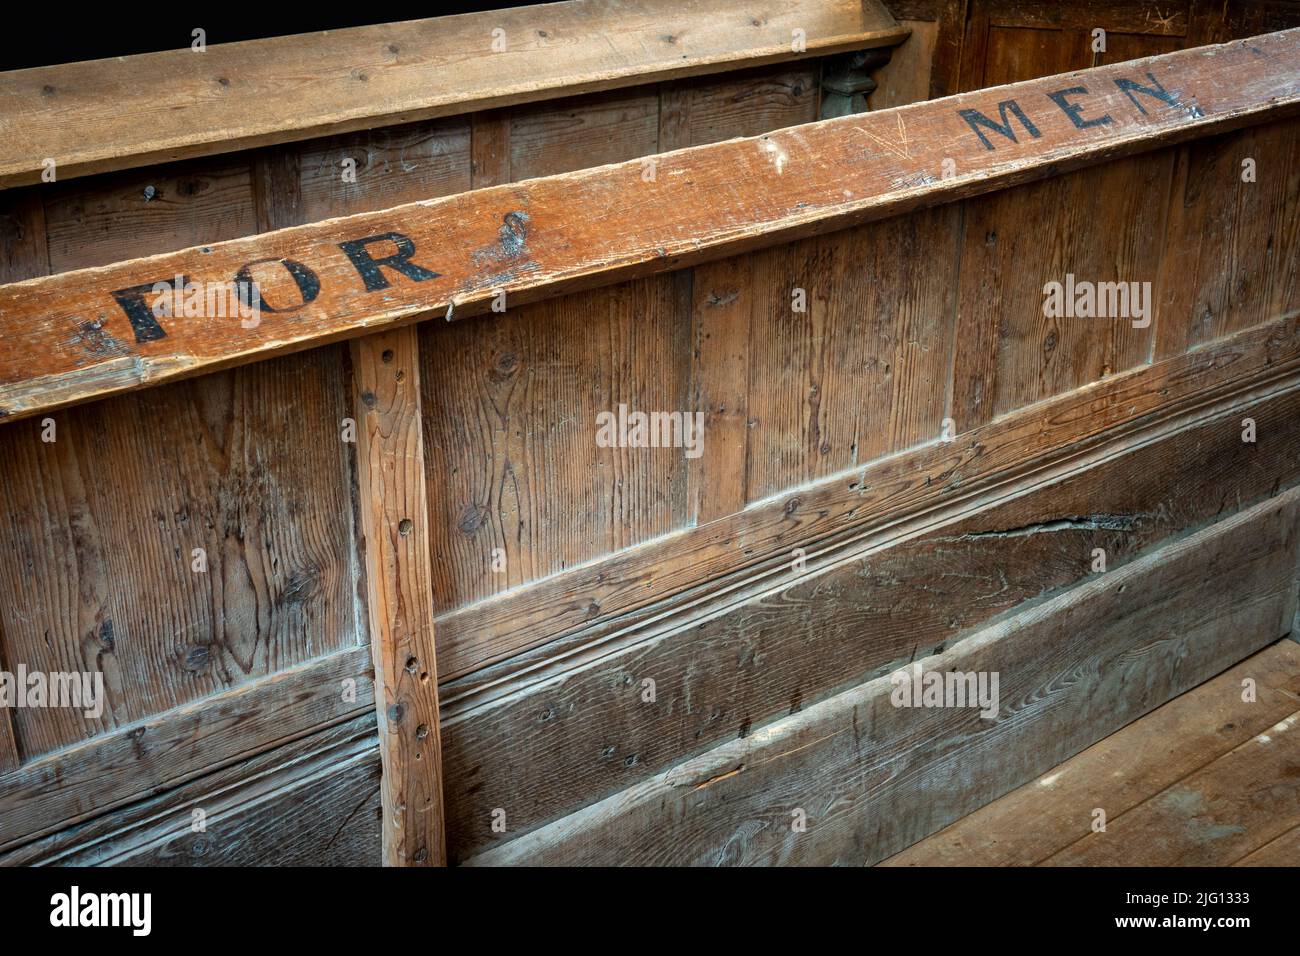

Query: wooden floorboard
883;640;1300;866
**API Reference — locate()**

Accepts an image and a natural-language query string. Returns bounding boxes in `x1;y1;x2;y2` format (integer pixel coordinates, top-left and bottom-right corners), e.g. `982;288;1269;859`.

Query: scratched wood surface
443;381;1300;861
882;640;1300;865
0;0;906;188
350;326;446;865
419;274;692;612
1;32;1296;424
0;645;373;852
0;346;361;760
0;713;381;866
466;490;1300;865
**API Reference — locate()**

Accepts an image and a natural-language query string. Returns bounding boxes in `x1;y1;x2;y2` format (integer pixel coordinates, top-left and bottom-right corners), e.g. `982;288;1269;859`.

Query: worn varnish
2;20;1299;868
0;0;906;188
1;31;1296;422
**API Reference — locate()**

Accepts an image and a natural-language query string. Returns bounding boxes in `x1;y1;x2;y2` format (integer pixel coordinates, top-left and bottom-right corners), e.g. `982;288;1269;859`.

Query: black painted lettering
957;100;1042;151
233;258;321;312
338;232;440;292
1113;72;1180;115
1045;86;1113;129
110;278;178;342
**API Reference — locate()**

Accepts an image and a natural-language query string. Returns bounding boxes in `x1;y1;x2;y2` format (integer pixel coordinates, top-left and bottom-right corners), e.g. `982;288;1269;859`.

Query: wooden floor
881;640;1300;867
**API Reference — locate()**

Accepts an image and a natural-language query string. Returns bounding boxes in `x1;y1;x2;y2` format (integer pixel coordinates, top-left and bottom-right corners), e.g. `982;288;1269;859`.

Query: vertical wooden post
350;325;446;866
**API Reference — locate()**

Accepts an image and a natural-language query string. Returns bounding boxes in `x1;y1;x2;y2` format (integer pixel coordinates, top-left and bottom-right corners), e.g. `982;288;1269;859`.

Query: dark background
0;2;538;71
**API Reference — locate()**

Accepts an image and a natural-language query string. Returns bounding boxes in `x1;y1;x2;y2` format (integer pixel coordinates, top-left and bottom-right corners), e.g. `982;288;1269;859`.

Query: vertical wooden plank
350;327;446;867
42;156;258;272
0;189;50;283
0;629;17;770
869;19;939;109
252;145;304;233
470;113;511;189
297;118;471;221
951;154;1167;430
658;83;693;152
1156;119;1300;358
690;256;753;522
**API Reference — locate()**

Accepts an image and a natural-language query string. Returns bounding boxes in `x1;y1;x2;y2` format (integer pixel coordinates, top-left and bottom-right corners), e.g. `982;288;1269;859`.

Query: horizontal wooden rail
0;29;1297;423
0;0;905;189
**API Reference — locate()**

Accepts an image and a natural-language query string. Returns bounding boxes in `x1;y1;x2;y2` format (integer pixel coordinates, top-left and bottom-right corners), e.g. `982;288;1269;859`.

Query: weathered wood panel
870;19;940;109
443;379;1300;861
0;0;906;188
950;152;1167;428
42;157;259;272
1235;825;1300;866
658;65;820;150
436;315;1300;681
466;489;1300;865
0;346;360;758
741;207;957;502
350;327;446;866
883;640;1300;865
419;274;692;611
296;118;473;223
0;714;381;866
0;646;372;853
2;33;1295;423
1157;118;1300;357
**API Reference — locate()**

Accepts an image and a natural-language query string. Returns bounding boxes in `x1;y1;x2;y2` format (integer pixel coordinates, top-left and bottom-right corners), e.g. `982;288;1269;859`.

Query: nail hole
398;518;413;536
381;349;394;363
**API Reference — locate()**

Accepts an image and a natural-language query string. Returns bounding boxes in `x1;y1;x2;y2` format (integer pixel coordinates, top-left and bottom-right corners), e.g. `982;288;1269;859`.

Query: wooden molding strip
440;379;1300;861
0;646;372;854
464;489;1300;866
0;0;906;189
1;713;379;867
436;315;1300;684
1;30;1297;423
350;328;447;866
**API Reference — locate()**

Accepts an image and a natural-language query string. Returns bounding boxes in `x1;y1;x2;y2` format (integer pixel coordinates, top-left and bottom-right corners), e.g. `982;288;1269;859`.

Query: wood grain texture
465;490;1300;866
883;640;1300;865
419;274;692;612
1234;824;1300;865
297;118;472;223
871;19;940;109
950;152;1168;429
742;207;957;501
434;315;1300;681
0;190;49;283
1044;706;1300;865
42;156;258;272
0;645;372;854
442;377;1300;861
2;32;1296;423
0;346;360;758
507;88;660;183
656;65;820;149
350;327;445;866
1156;118;1300;357
0;0;906;188
0;713;381;866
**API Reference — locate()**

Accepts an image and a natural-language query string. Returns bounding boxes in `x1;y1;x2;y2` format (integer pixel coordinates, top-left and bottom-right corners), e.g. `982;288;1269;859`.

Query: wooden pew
1;23;1298;866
